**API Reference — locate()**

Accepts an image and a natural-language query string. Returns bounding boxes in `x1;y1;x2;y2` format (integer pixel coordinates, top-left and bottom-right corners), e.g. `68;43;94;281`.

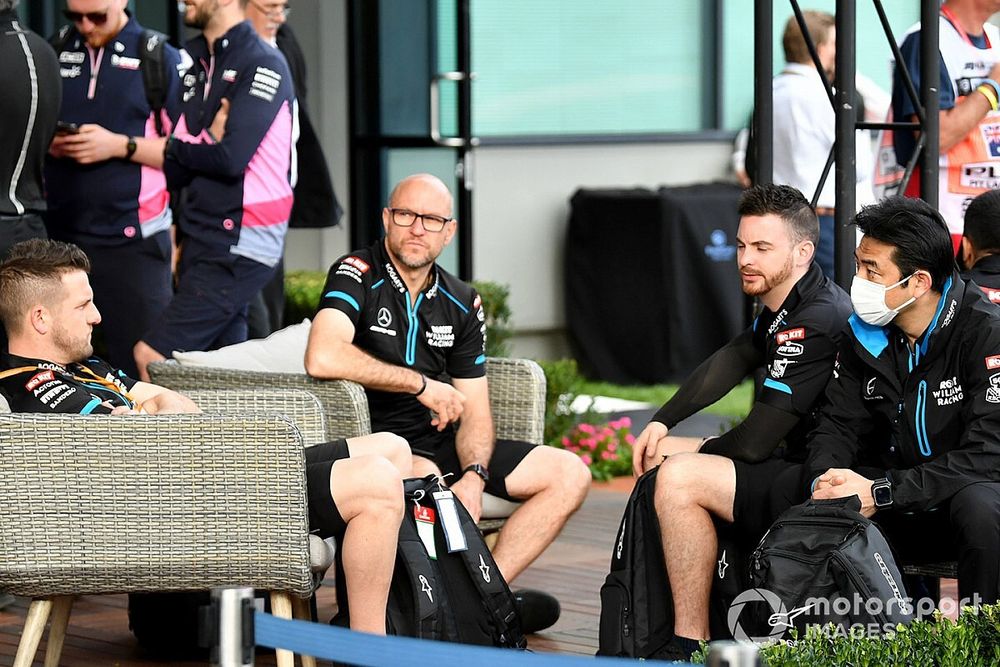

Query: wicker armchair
148;356;547;524
0;412;314;667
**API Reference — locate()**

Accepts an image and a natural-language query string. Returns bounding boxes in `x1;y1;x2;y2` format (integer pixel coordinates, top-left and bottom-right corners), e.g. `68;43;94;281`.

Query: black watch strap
125;136;137;160
463;463;490;483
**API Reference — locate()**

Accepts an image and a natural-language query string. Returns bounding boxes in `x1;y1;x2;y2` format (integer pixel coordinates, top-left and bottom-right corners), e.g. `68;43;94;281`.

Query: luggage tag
432;489;468;553
411;490;437;559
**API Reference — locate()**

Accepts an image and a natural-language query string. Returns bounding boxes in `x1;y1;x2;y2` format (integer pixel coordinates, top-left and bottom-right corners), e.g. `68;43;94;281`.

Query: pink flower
607;442;618;452
601;451;614;460
561;436;571;447
577;423;596;434
625;434;636;445
580;437;597;450
608;416;632;430
580;454;592;465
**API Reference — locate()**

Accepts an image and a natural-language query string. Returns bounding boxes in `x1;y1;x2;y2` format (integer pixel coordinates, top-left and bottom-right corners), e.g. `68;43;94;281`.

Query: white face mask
850;273;917;326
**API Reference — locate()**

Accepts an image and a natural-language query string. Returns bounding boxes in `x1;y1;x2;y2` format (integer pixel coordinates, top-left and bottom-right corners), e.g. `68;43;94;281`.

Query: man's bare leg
655;452;736;640
412;447;590;582
346;432;412;477
490;447;591;582
329;455;404;634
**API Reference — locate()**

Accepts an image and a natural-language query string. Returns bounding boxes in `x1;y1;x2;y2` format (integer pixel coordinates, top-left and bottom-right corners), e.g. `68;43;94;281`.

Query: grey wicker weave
0;412;316;667
148;362;371;440
183;388;327;445
147;356;547;444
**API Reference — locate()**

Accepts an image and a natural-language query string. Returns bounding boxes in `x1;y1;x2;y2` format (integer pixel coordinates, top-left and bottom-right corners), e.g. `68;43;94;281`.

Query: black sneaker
648;639;695;662
512;589;560;634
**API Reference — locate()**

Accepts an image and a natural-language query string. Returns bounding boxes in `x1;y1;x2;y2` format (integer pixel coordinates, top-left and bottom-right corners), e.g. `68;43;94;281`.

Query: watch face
873;484;892;506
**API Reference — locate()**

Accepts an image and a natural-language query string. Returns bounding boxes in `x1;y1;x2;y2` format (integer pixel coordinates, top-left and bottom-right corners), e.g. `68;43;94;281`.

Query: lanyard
71;365;140;409
940;4;992;48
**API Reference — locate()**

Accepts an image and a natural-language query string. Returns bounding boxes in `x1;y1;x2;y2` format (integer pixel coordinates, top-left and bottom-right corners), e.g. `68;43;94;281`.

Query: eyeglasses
248;0;291;19
62;8;109;24
388;208;452;233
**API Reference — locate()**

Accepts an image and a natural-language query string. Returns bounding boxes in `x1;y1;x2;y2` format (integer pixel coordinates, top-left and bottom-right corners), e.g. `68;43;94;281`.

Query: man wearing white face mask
804;195;1000;606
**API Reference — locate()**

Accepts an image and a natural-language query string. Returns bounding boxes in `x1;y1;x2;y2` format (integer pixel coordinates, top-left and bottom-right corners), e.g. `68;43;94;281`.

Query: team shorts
731;457;808;540
415;437;537;502
305;438;351;539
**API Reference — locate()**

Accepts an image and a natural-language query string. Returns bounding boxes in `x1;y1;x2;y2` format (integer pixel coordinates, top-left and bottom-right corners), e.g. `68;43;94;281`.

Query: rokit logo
776;328;805;344
986;355;1000;371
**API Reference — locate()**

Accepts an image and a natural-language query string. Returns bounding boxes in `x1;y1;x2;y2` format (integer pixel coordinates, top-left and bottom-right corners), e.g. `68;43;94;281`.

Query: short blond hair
783;10;835;65
0;239;91;336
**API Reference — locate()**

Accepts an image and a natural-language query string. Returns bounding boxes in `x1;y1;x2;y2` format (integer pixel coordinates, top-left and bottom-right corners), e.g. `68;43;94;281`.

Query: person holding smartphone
44;0;182;378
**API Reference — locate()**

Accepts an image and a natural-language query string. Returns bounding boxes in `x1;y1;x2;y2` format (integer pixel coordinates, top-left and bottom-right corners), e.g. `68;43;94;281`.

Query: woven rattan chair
148;356;547;527
0;412;315;667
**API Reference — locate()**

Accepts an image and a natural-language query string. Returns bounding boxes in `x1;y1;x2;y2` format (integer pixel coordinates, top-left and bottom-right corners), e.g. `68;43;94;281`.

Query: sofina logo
705;229;736;262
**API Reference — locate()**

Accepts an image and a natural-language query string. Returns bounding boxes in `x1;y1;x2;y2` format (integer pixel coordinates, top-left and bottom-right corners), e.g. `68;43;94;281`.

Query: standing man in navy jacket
133;0;295;380
45;0;182;377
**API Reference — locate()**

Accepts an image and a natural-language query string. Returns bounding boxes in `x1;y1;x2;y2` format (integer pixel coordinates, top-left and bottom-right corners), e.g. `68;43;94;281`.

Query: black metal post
456;0;473;280
754;0;773;185
833;0;856;288
919;0;940;207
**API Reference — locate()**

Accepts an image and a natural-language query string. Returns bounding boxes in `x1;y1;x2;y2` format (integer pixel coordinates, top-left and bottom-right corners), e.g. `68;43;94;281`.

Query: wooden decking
0;483;630;666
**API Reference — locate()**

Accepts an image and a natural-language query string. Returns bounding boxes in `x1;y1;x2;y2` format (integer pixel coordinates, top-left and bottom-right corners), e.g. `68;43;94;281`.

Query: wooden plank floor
0;481;960;665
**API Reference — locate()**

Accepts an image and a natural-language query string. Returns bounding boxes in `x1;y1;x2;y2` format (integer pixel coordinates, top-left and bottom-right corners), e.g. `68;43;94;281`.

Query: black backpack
336;475;526;648
50;24;171;135
597;466;672;657
598;467;753;657
746;497;914;639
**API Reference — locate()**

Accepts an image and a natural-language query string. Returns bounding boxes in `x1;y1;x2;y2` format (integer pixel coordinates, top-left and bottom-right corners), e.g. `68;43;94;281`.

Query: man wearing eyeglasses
44;0;182;379
305;173;591;634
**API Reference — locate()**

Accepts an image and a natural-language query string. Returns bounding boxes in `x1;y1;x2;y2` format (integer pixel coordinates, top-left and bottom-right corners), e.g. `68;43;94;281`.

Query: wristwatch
125;136;137;160
871;477;893;508
463;463;490;483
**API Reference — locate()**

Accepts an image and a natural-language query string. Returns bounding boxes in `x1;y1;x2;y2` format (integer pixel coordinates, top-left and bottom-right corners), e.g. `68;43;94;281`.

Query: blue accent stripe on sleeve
324;291;360;312
474;354;486;365
438;287;470;314
762;378;792;395
80;398;102;414
371;279;384;290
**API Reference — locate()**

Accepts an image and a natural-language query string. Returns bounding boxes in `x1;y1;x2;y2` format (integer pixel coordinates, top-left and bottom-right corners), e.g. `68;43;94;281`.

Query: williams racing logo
425;325;455;348
932;376;963;407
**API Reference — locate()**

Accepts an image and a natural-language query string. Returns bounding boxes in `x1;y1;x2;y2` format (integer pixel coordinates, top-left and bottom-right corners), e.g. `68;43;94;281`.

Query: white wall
284;2;734;359
472;142;733;358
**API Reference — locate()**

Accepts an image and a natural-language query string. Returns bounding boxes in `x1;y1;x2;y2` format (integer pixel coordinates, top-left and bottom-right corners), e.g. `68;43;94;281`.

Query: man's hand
54;124;128;164
209;98;230;142
417;378;466;431
109;405;141;415
633;420;668;476
450;471;485;523
811;468;876;517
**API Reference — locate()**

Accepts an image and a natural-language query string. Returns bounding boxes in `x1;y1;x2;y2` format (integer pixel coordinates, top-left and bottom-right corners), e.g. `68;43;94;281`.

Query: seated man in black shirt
809;196;1000;608
305;173;591;632
630;184;853;659
959;188;1000;301
0;238;408;635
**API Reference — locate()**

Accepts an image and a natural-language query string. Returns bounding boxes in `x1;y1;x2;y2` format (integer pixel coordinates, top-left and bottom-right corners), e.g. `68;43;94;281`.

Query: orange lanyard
71;365;140;409
941;5;992;48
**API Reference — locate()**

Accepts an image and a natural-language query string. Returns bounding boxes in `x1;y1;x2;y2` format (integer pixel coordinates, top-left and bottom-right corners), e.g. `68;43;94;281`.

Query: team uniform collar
374;239;441;299
971;254;1000;276
1;353;70;374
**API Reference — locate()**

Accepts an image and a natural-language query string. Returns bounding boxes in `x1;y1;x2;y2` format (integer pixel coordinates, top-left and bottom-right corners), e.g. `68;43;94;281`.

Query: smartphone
55;121;80;135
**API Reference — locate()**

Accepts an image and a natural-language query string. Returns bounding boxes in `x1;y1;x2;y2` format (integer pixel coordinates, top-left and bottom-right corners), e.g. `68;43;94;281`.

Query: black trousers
874;481;1000;605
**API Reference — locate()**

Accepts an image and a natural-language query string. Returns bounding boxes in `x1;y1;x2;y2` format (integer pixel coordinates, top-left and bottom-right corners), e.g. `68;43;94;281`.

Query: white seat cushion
172;319;311;373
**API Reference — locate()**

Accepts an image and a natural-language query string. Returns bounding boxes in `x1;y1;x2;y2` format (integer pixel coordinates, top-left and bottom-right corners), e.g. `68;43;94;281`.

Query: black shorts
419;437;537;502
305;439;351;539
732;458;808;540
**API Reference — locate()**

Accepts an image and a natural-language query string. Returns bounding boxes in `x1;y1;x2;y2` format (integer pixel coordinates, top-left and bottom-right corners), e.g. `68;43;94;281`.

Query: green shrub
282;271;513;360
284;270;326;324
690;605;1000;666
470;280;513;358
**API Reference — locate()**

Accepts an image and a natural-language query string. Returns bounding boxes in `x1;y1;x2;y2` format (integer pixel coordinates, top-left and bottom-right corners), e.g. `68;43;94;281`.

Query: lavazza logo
726;587;983;643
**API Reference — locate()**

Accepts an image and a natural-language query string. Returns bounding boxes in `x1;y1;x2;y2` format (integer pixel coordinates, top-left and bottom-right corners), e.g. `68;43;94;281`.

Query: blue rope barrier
254;611;692;666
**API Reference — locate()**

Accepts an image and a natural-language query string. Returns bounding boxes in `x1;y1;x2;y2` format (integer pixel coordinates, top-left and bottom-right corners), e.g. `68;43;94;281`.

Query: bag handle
803;495;863;514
